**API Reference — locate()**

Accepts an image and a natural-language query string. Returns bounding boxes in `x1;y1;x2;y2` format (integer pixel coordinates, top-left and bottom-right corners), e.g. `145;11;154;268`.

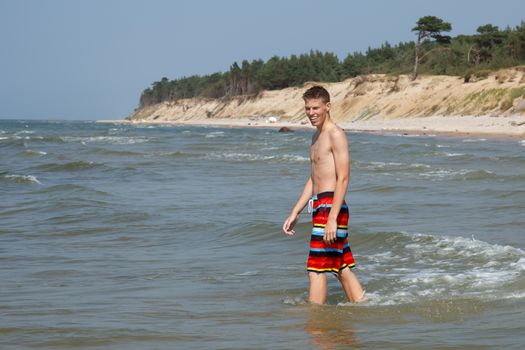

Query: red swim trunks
307;191;355;273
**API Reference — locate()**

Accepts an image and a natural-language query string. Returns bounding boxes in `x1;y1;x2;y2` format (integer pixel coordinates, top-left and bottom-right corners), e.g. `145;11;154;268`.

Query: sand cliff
126;68;525;138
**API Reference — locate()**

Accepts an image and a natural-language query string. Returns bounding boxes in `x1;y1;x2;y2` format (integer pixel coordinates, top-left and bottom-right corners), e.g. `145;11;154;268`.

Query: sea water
1;120;524;349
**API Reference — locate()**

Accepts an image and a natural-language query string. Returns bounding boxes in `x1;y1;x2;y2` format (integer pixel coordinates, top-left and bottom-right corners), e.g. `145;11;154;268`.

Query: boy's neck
317;115;334;132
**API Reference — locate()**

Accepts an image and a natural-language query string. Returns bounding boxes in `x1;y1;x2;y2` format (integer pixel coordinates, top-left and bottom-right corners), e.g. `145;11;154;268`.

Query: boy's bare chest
310;136;331;163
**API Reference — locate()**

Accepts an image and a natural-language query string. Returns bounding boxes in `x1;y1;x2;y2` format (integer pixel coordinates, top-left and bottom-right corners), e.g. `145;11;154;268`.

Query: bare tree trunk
412;43;420;80
412;33;422;81
467;45;473;64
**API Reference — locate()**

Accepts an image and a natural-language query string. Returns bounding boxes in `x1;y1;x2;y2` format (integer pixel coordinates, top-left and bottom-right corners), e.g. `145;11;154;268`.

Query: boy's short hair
302;85;330;103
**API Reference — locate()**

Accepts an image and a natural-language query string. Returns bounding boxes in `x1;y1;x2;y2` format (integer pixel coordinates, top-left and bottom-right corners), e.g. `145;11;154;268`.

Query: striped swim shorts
307;191;355;273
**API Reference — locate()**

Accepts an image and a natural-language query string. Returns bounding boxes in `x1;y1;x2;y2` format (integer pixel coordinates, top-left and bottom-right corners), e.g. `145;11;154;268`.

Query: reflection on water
305;306;359;350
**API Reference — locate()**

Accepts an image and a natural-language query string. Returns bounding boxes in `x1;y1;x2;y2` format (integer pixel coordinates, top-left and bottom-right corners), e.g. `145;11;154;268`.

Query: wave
158;151;196;159
33;184;110;197
213;221;525;306
462;138;487;143
494;155;525;164
14;130;35;135
33;161;104;172
413;168;497;181
217;221;279;241
90;148;145;157
495;189;525;199
60;136;149;145
205;131;226;138
31;135;66;143
357;161;431;172
354;231;525;306
357;162;520;181
0;173;41;184
357;161;503;182
436;151;469;159
429;150;525;164
0;135;27;147
20;149;48;156
279;230;525;307
352;184;426;193
442;152;466;157
0;134;66;144
205;152;309;163
208;221;286;250
455;154;525;164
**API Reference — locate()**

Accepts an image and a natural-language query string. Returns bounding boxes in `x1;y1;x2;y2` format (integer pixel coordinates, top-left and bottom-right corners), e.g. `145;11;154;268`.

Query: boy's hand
283;213;299;236
323;218;337;244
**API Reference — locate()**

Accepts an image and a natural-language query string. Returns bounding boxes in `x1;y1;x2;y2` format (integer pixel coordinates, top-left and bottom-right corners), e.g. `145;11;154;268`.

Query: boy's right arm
283;177;313;236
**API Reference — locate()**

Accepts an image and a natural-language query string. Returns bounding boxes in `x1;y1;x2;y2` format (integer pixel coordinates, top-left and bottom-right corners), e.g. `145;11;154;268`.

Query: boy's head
303;86;331;128
302;85;330;103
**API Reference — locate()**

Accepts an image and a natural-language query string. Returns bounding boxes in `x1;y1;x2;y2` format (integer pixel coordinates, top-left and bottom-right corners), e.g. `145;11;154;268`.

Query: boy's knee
337;267;354;280
308;272;327;282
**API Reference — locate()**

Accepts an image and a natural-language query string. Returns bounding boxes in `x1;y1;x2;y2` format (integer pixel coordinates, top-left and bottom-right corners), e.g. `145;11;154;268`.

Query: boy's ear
326;102;331;111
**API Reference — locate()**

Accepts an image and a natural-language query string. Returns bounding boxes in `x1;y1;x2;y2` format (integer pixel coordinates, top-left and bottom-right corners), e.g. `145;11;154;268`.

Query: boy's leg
308;272;328;304
337;267;365;303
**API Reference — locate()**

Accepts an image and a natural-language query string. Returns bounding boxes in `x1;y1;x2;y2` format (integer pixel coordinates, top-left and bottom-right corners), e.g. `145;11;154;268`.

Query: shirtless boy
282;85;365;304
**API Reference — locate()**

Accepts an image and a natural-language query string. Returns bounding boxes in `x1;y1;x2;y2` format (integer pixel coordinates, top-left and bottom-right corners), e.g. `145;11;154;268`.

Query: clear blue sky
1;0;523;120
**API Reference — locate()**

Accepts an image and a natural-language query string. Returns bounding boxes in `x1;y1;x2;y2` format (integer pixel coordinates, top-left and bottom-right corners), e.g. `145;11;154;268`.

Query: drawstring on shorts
307;198;313;213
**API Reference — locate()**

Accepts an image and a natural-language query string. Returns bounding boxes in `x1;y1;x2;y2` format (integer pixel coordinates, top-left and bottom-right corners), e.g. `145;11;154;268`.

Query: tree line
139;17;525;107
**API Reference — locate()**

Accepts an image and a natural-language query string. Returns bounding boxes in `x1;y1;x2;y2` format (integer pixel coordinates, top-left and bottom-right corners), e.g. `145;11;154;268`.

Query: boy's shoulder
327;124;347;140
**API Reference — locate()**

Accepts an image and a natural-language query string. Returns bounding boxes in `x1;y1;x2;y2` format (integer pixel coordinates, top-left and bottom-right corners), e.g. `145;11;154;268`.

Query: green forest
139;17;525;108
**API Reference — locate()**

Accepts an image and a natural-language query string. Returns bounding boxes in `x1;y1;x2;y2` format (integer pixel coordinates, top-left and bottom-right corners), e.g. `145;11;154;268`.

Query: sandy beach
99;113;525;139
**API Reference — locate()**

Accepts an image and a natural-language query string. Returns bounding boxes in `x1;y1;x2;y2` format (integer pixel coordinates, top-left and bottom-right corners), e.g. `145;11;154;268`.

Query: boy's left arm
324;129;350;244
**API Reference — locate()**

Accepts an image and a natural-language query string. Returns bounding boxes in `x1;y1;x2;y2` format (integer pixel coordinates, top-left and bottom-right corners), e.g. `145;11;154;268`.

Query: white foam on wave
260;146;280;151
282;295;308;306
419;168;495;180
234;270;259;277
25;149;47;156
365;161;431;171
280;154;310;162
361;161;496;181
502;291;525;300
108;127;129;134
463;138;487;143
61;136;149;145
360;232;525;306
3;174;41;184
510;257;525;271
442;152;466;157
207;152;309;163
419;169;451;179
205;131;225;138
14;130;35;135
369;161;402;168
520;140;525;147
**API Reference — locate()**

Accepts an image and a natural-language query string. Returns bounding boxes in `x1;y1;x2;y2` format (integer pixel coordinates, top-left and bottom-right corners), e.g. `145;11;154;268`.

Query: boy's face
304;98;330;127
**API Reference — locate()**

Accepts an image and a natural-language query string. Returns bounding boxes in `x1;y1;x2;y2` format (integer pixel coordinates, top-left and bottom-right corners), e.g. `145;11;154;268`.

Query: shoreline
97;115;525;140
